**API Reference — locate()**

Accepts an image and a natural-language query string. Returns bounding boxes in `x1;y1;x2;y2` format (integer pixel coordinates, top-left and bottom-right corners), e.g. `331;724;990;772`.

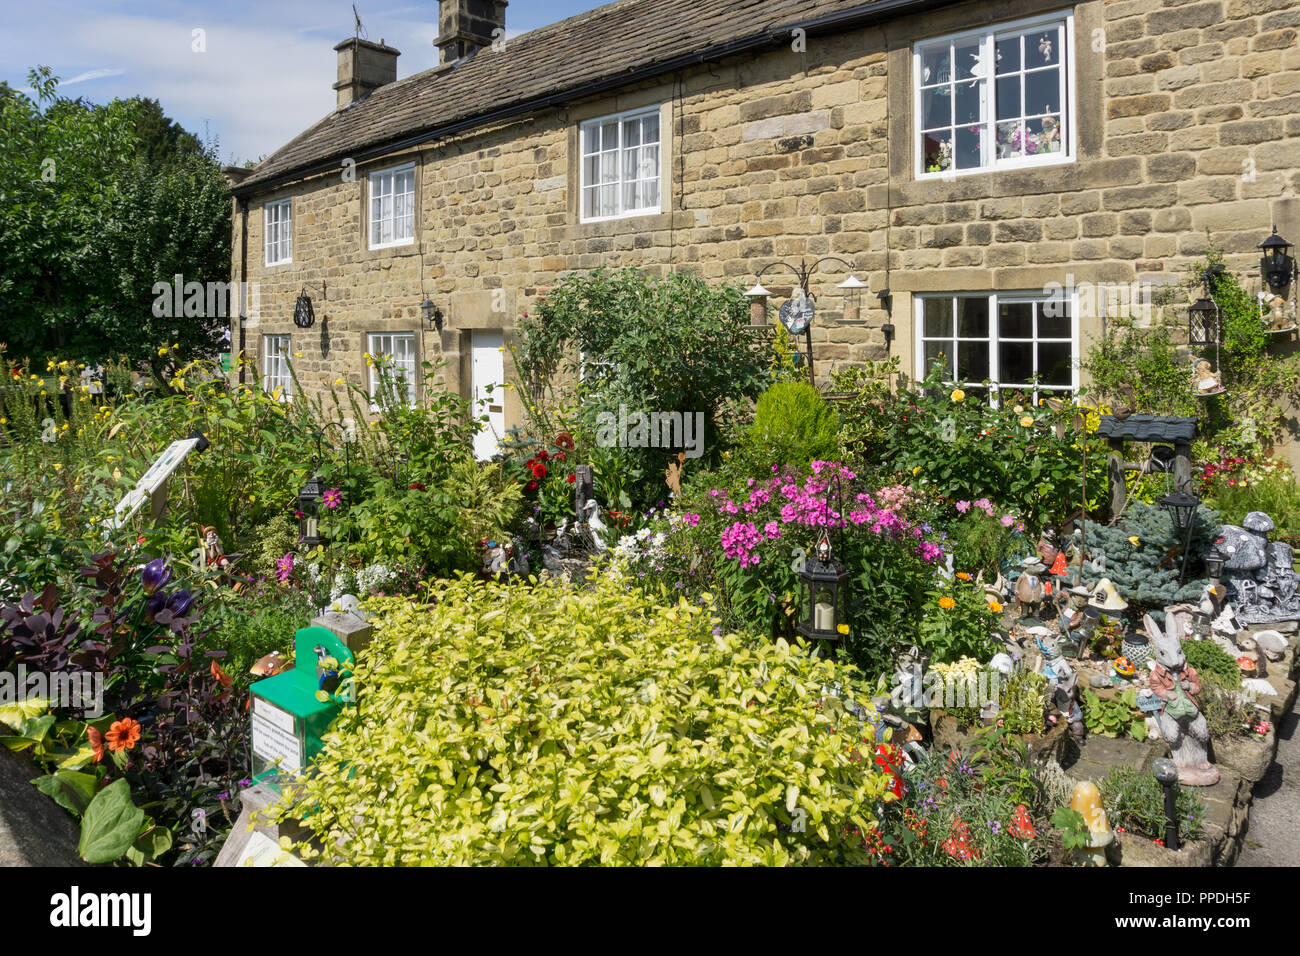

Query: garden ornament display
1016;557;1047;615
1049;660;1086;744
581;498;609;553
1068;781;1114;866
1192;359;1225;396
1262;291;1296;332
1144;612;1219;786
202;526;231;570
1088;578;1128;614
1236;635;1264;678
1216;512;1300;624
1252;629;1288;662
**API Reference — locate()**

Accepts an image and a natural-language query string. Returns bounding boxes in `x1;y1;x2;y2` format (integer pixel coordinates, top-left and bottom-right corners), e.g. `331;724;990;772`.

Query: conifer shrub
1085;501;1219;616
744;381;840;471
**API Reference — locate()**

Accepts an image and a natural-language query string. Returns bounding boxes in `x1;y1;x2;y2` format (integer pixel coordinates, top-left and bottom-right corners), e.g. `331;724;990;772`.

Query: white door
471;330;505;460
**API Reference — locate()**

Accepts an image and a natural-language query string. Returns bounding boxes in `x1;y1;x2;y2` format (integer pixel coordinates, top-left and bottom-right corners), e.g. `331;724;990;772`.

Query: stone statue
1217;512;1300;624
1145;612;1218;786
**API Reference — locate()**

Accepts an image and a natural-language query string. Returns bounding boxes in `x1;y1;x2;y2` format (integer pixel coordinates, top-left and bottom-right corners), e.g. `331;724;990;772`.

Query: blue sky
1;1;608;165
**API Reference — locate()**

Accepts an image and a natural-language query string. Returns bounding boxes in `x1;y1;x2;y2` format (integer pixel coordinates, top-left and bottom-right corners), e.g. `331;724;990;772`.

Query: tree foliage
0;68;231;371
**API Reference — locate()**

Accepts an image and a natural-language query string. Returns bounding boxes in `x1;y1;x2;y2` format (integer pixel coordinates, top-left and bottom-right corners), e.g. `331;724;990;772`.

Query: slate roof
1095;415;1198;443
235;0;955;195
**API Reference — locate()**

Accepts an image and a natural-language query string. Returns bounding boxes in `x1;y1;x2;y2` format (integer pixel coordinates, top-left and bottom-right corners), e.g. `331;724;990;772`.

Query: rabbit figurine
1145;613;1219;786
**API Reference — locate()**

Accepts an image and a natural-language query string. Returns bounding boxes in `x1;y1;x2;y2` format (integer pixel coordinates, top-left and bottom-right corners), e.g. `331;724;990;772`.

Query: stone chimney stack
435;0;508;65
333;37;400;110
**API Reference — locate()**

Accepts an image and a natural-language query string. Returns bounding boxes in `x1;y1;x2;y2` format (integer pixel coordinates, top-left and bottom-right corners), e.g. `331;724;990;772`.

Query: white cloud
63;68;126;85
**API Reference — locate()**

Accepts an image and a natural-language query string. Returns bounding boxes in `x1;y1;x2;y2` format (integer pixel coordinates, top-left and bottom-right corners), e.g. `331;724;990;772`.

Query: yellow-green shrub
274;573;892;865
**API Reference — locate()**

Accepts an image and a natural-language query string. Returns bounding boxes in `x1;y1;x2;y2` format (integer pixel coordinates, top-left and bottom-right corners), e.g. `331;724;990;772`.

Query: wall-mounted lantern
421;297;444;333
293;289;316;329
1259;225;1296;291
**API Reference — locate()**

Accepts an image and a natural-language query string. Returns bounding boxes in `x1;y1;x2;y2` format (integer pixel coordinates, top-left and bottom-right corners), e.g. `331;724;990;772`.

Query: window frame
366;332;419;409
264;199;292;266
578;106;663;224
914;290;1080;404
367;163;416;250
913;11;1076;180
262;334;293;402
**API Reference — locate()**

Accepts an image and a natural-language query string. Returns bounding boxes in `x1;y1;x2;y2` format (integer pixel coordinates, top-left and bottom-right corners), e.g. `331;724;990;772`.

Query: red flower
553;450;567;463
566;473;576;483
530;461;548;479
537;449;550;461
408;482;426;491
525;480;538;492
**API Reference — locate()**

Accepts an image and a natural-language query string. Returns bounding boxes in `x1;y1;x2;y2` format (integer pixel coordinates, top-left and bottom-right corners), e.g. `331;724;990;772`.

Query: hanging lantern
1157;490;1199;534
836;273;868;321
298;474;326;549
1259;226;1295;291
1187;296;1219;349
293;289;315;329
797;530;848;642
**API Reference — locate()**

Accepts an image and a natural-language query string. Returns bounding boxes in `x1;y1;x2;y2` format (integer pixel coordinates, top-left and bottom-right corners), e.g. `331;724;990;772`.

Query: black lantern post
797;529;848;643
1158;489;1200;585
298;474;326;549
745;257;868;387
1152;757;1180;851
1259;226;1296;291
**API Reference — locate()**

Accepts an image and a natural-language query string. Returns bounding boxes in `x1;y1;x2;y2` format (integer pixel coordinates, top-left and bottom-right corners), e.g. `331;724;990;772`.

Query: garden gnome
202;526;230;571
1069;781;1114;866
1016;556;1047;616
1145;613;1219;786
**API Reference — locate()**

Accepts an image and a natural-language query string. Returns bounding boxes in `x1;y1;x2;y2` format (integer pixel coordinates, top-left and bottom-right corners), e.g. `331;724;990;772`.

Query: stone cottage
228;0;1300;457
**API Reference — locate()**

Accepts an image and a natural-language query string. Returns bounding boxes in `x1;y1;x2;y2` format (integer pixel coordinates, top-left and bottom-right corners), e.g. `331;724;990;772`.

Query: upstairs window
367;332;418;408
265;199;292;265
368;164;415;249
915;14;1072;177
580;107;661;222
262;334;293;401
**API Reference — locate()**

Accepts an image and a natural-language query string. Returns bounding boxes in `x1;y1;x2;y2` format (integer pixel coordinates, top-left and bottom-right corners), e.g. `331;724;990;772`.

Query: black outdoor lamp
1158;489;1200;585
1152;757;1181;851
797;529;848;643
1259;225;1296;291
1187;295;1219;349
1204;547;1225;585
421;296;444;333
293;288;316;329
298;473;327;549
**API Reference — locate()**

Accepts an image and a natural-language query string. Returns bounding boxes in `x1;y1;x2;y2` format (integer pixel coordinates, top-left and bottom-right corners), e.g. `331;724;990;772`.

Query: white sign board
107;437;201;529
236;831;306;868
251;696;302;775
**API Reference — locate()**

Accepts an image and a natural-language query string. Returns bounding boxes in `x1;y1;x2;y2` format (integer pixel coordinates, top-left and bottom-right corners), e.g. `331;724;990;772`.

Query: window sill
572;210;672;239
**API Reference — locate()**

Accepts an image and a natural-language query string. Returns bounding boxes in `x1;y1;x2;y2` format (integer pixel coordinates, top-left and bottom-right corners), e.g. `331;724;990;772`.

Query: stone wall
234;0;1300;429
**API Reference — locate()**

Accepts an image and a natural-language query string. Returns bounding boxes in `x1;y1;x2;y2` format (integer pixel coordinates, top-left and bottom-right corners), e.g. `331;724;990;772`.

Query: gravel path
1236;695;1300;866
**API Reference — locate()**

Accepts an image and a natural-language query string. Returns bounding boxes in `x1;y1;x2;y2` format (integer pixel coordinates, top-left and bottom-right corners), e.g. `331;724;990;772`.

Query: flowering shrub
833;361;1108;532
1203;456;1300;547
272;573;893;865
633;461;946;675
504;432;580;530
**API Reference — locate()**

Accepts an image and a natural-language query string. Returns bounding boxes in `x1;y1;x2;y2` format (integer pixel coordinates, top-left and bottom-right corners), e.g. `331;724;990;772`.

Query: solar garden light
1152;757;1180;851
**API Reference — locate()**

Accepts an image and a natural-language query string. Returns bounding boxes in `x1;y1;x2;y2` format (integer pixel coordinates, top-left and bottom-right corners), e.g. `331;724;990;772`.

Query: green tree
0;68;231;373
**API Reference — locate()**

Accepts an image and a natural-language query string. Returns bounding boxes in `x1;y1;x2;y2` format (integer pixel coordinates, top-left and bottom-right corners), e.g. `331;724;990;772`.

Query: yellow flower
911;465;922;476
334;378;346;386
1019;415;1034;427
988;600;1004;613
1128;535;1140;546
836;623;850;635
956;571;970;581
1013;404;1024;415
938;596;956;610
950;389;965;403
